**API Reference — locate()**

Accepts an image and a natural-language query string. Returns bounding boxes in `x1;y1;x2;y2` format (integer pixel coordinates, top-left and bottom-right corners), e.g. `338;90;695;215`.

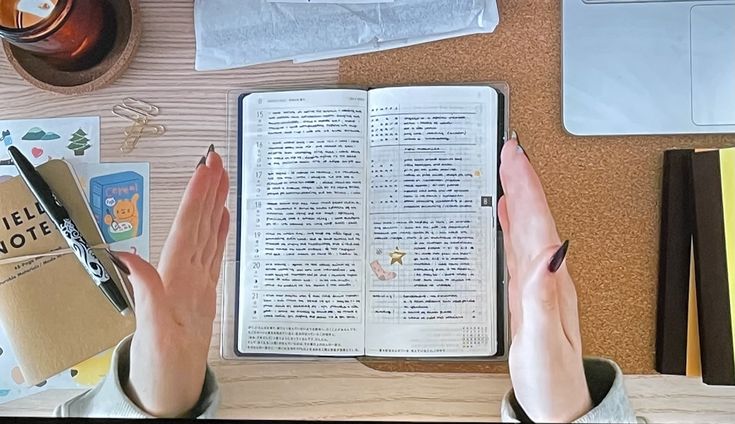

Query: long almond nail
513;131;530;162
106;250;131;276
208;144;215;155
196;156;206;169
548;240;569;273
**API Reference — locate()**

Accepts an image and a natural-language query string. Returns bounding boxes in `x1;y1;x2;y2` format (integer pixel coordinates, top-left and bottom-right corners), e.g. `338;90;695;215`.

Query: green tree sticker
67;128;91;156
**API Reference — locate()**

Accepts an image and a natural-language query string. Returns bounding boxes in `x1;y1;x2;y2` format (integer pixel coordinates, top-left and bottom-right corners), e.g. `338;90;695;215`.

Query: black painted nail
196;155;206;169
107;250;131;276
548;240;569;273
513;131;531;162
208;144;215;155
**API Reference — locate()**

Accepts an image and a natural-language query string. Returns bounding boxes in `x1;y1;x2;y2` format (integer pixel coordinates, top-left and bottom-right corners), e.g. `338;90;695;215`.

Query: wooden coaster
2;0;141;95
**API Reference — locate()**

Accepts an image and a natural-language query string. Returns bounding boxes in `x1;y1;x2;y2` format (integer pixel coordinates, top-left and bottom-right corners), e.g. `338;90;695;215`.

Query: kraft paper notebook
0;160;135;385
229;86;507;360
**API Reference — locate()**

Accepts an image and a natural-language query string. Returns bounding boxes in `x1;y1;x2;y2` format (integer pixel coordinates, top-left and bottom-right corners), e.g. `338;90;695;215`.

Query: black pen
7;146;130;315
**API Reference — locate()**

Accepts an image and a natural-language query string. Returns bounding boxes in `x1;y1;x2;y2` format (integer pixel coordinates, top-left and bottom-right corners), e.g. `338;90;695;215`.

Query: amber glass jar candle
0;0;114;70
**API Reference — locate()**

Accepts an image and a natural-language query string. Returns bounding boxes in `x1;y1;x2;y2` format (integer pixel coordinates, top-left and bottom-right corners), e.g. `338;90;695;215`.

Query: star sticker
389;247;406;265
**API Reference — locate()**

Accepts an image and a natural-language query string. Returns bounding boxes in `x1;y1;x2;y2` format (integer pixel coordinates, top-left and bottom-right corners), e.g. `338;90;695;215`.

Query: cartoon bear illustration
104;193;140;241
90;171;144;243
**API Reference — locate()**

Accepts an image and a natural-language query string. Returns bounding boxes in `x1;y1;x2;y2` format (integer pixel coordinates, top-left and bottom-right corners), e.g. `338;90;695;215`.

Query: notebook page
237;89;368;356
365;86;498;357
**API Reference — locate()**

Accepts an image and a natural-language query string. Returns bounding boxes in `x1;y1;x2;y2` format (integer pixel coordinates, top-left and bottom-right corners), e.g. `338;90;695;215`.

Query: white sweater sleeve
54;335;220;418
501;357;645;423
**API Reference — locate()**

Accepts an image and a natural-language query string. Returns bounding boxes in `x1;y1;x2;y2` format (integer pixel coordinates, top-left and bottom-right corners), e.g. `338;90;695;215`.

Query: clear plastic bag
194;0;499;70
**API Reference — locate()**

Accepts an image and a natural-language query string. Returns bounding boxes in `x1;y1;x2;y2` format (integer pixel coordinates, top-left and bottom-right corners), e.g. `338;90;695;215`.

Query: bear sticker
89;172;144;243
104;193;140;241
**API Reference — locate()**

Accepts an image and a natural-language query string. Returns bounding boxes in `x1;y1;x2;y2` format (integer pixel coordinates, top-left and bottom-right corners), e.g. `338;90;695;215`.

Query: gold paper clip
123;125;165;137
113;105;151;123
122;97;159;116
112;98;166;153
120;124;166;153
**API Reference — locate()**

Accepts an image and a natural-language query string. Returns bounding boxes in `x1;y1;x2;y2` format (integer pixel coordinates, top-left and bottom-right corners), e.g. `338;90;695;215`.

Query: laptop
562;0;735;135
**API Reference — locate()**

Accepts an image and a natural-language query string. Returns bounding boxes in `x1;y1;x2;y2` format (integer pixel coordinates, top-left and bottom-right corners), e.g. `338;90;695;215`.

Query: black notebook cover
656;149;694;375
691;150;735;386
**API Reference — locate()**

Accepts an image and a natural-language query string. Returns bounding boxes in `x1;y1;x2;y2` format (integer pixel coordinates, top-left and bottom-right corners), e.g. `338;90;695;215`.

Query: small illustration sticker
1;131;12;147
389;247;406;265
90;171;144;243
67;128;92;156
370;260;396;281
70;349;112;387
21;127;60;141
10;367;23;385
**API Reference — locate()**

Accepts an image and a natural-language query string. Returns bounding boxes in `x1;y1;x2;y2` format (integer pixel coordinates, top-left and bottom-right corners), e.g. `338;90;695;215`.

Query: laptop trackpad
691;5;735;126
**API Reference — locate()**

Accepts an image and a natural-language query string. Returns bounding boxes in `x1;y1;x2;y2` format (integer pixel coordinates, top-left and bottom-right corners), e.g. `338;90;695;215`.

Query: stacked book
656;148;735;385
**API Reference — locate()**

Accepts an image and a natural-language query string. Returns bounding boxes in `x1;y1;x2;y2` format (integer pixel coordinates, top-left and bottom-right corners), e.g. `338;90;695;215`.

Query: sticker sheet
0;116;100;167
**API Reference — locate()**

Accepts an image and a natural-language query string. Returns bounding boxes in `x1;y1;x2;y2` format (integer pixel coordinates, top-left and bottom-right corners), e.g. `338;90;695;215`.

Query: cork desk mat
343;0;735;375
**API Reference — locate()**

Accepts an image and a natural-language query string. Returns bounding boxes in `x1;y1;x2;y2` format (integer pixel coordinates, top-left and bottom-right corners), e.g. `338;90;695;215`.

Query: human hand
498;134;592;422
114;145;229;417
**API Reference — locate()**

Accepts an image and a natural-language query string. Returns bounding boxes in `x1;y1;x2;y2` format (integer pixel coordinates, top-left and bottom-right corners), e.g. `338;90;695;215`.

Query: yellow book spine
687;240;701;376
719;148;735;372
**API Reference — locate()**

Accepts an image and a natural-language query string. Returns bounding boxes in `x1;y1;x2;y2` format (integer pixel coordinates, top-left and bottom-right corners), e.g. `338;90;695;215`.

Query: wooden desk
0;0;734;421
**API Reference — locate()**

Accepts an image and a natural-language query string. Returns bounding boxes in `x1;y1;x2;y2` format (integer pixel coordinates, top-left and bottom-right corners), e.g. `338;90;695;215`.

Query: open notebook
234;86;506;358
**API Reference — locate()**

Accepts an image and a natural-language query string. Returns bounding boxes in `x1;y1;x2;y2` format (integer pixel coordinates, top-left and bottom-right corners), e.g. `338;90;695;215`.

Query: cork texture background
343;0;735;374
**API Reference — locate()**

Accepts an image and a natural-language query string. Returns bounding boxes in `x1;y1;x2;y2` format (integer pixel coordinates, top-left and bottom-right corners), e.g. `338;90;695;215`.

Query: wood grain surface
0;0;734;421
4;371;735;422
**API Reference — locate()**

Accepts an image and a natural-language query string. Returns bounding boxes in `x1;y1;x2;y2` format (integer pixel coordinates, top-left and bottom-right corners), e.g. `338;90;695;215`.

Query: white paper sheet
237;90;368;356
194;0;499;71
